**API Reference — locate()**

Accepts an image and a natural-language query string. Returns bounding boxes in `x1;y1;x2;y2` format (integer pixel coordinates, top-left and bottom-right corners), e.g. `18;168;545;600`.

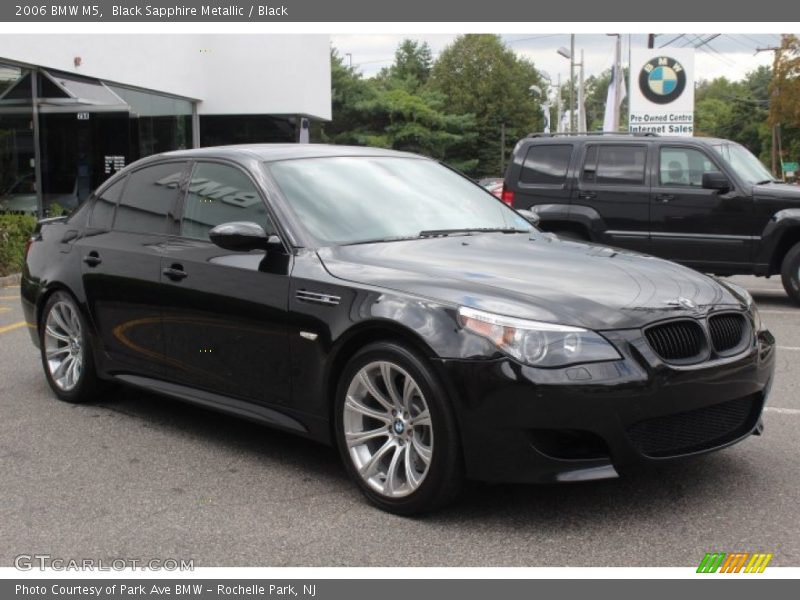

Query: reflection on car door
574;143;651;253
649;145;753;268
77;161;189;379
159;161;293;407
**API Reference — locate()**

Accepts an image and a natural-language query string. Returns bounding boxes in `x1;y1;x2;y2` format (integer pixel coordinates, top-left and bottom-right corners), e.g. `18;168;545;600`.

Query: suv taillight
501;186;515;207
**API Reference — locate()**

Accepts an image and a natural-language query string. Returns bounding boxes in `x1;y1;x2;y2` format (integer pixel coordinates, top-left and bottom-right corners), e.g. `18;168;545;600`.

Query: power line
659;34;686;48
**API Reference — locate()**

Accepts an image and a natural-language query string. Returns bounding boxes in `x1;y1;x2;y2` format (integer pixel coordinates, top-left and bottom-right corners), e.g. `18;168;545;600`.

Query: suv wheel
334;342;463;515
40;291;104;403
781;241;800;305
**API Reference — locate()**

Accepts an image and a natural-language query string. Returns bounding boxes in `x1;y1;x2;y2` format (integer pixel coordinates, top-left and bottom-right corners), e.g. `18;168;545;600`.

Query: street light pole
569;34;575;132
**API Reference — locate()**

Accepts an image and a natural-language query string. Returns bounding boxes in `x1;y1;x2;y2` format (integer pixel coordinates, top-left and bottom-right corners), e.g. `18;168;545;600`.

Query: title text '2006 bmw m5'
22;145;775;514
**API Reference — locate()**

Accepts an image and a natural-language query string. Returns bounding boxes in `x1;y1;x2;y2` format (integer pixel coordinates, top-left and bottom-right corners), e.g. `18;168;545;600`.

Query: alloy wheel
43;300;84;392
343;360;434;498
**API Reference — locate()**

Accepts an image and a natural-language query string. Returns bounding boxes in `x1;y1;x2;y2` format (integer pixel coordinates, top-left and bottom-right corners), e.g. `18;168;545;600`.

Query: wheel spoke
411;408;431;428
346;425;390;448
384;444;404;496
66;305;82;337
46;346;70;359
359;438;395;478
53;354;72;381
45;325;71;344
345;394;392;424
380;362;403;410
404;444;422;488
358;371;393;412
411;435;432;465
401;376;418;412
50;305;73;337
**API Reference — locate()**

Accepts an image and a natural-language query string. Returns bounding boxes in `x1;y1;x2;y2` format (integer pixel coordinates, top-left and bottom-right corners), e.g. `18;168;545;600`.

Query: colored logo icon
697;552;773;573
639;56;687;104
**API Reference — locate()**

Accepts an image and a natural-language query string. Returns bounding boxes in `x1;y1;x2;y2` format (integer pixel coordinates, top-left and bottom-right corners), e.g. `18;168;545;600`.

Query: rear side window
88;177;125;230
582;145;647;185
181;162;272;241
114;162;187;234
519;145;573;185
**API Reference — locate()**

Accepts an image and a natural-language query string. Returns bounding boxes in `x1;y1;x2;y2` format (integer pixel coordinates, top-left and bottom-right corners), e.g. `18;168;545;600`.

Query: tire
552;229;589;241
334;341;464;515
39;291;104;403
781;241;800;305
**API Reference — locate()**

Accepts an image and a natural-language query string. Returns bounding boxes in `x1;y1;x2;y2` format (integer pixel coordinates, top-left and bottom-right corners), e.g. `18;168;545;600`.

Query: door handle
577;191;597;200
162;264;188;281
654;194;675;203
82;252;101;267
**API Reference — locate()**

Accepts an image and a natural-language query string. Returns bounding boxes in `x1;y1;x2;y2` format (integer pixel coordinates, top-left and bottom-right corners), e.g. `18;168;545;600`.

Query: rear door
649;144;753;268
76;161;189;379
573;143;651;253
158;160;293;407
510;143;574;210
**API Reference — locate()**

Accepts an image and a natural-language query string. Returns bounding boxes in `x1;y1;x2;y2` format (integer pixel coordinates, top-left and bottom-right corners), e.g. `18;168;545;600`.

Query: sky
331;33;781;86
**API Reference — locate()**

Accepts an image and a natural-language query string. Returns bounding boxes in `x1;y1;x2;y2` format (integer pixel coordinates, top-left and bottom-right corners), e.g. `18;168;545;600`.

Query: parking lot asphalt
0;275;798;568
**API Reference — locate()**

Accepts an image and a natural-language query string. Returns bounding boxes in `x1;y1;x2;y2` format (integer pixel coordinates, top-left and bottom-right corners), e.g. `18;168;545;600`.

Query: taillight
501;186;515;207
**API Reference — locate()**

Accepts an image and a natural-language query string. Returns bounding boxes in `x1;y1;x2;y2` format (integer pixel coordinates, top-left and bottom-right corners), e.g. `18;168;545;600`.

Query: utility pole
578;50;586;132
647;34;656;49
345;53;353;68
756;45;782;178
556;74;563;133
569;34;576;132
500;123;506;174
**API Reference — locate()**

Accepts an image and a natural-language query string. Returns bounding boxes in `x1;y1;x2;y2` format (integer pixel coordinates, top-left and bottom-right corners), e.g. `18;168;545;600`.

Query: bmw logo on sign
639;56;687;105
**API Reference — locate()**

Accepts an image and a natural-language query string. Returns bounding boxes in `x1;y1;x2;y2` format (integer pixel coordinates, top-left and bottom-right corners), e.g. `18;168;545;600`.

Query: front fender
756;208;800;271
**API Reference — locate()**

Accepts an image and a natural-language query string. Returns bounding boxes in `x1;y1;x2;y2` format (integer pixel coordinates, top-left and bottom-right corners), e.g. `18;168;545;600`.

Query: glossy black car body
504;133;800;303
22;145;775;511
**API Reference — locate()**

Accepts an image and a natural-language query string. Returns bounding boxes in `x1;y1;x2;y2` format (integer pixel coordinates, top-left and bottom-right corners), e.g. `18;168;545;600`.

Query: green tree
769;35;800;168
320;47;478;171
376;39;434;92
428;34;545;176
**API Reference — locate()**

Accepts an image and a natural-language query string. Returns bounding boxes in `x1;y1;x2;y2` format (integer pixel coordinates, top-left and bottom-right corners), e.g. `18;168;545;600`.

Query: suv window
519;145;572;185
89;176;125;230
181;162;272;241
582;145;646;185
114;162;186;234
660;147;718;187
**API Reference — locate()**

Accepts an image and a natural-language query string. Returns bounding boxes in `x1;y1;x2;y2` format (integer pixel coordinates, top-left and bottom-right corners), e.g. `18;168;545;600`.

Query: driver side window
181;162;273;241
659;147;718;187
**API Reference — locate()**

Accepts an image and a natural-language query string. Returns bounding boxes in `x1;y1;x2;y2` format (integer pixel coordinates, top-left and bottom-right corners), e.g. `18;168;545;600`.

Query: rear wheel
40;291;103;403
334;342;463;515
781;241;800;305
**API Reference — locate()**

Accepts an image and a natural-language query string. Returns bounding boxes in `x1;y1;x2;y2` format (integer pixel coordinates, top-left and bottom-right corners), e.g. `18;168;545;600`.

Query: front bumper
436;328;776;484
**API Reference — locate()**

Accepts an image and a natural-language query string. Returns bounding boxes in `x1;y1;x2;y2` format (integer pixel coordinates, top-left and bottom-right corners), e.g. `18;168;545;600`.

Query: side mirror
702;171;731;192
516;209;541;228
209;221;280;252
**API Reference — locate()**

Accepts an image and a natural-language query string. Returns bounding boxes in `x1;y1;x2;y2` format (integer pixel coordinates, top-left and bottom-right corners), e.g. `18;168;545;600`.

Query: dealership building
0;35;332;215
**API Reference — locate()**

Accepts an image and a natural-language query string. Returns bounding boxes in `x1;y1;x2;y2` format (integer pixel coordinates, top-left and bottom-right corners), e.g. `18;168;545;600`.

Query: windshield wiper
343;234;427;246
418;227;527;237
754;179;778;185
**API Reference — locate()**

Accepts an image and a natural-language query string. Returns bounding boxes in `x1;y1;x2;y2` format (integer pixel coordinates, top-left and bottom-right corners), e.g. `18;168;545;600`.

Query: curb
0;273;21;287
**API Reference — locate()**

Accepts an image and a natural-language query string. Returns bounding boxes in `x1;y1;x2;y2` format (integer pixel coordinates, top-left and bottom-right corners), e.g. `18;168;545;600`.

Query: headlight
457;306;621;367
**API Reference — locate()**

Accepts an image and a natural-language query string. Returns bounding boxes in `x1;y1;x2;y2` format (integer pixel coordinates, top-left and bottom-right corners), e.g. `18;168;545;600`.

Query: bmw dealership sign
629;48;694;135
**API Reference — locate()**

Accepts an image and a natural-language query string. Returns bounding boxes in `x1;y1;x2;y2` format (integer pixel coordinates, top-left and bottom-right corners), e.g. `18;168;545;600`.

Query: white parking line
760;310;800;315
777;346;800;351
764;407;800;416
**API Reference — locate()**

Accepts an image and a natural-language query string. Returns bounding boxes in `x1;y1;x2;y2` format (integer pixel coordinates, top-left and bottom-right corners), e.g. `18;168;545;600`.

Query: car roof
521;134;732;146
154;144;423;163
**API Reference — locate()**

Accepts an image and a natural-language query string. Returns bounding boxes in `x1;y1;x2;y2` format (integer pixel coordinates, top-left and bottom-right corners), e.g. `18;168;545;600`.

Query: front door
649;144;753;269
159;161;292;407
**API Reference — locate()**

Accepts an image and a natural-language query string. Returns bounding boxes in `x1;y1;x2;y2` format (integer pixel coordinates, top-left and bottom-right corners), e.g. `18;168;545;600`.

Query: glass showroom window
0;63;36;216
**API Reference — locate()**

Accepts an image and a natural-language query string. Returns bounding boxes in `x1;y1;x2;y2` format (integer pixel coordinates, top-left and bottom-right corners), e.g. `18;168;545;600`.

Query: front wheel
334;342;463;515
781;241;800;305
40;291;104;403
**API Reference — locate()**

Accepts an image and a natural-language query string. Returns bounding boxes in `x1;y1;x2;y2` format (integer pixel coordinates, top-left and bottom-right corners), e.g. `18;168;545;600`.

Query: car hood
752;181;800;202
317;233;747;330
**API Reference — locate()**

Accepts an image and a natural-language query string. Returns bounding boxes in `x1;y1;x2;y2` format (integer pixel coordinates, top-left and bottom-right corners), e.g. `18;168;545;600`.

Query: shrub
0;213;37;276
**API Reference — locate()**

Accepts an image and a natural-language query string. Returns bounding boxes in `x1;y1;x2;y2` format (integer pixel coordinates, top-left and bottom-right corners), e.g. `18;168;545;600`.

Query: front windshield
266;156;531;245
711;143;774;185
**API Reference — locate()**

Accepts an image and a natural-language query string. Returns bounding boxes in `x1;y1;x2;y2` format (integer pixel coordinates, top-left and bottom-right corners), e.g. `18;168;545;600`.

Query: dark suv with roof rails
502;132;800;304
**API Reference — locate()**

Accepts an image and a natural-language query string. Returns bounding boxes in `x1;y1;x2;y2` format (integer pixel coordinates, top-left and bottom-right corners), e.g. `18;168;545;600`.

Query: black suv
503;133;800;304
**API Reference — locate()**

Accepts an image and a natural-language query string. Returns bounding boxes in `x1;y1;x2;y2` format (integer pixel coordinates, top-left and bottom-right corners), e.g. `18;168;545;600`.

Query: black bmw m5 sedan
21;144;775;514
